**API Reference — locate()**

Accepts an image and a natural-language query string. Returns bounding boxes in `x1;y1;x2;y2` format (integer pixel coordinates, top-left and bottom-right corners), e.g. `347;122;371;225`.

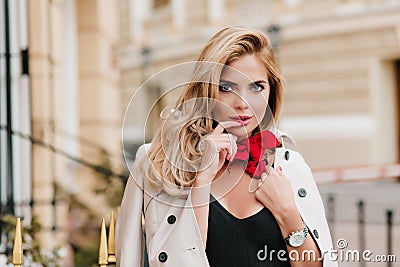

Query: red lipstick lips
230;115;252;126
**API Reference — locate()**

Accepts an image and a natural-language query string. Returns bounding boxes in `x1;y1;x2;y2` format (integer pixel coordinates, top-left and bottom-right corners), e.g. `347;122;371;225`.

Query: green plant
66;149;124;266
94;149;125;207
1;149;125;266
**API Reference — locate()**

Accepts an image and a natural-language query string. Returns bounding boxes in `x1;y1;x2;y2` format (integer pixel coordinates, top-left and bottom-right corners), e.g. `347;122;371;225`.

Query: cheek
214;97;233;116
250;94;269;118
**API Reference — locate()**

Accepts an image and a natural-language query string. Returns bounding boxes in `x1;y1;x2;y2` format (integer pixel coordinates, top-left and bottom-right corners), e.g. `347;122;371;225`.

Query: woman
116;27;337;267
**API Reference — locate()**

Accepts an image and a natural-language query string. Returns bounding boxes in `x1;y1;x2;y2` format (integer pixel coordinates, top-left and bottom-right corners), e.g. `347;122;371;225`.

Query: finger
232;135;238;142
277;166;285;176
227;134;237;161
256;180;265;192
202;137;217;154
211;121;242;135
205;134;237;162
258;172;268;186
208;133;237;144
219;150;227;162
269;167;285;180
268;167;278;177
207;134;235;149
276;167;287;179
220;141;233;161
220;134;237;161
260;172;269;183
203;138;232;160
261;172;268;181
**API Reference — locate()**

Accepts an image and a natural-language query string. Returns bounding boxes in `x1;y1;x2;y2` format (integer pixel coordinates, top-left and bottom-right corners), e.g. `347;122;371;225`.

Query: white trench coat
116;130;338;267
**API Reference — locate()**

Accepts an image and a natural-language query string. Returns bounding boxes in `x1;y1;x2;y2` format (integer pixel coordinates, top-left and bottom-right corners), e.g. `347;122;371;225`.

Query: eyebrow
219;79;268;85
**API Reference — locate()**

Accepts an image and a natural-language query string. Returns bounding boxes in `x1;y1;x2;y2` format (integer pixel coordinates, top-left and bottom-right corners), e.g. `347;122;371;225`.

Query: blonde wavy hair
141;27;284;196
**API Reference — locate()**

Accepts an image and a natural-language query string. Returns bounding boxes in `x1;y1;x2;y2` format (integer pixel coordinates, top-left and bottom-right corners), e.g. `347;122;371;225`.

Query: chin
226;126;254;139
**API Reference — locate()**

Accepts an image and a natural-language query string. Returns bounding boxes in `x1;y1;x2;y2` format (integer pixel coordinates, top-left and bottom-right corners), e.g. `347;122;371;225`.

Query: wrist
273;204;298;225
283;220;308;247
274;206;304;237
191;175;212;207
195;172;215;186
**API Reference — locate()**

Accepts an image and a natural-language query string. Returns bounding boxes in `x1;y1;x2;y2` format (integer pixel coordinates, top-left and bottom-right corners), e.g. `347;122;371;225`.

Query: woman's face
213;54;270;139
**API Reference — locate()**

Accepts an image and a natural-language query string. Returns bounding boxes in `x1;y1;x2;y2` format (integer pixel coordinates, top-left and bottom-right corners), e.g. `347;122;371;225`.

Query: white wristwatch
283;223;308;247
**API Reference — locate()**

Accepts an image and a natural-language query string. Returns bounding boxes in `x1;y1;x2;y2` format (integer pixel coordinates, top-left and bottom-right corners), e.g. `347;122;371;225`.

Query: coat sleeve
116;145;147;267
275;130;338;267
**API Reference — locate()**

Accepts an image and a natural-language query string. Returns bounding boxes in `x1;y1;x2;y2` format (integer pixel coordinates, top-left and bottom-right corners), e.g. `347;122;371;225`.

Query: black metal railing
326;194;397;266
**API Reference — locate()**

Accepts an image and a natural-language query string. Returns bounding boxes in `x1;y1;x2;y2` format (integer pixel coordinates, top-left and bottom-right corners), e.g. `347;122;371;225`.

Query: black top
205;194;290;267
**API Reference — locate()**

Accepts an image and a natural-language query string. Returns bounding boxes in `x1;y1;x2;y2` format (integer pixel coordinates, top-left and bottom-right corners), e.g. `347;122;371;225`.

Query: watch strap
283;222;308;246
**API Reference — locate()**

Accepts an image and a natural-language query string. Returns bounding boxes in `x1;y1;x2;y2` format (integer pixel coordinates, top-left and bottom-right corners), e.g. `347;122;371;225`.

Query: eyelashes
250;82;265;92
218;82;266;93
219;84;233;92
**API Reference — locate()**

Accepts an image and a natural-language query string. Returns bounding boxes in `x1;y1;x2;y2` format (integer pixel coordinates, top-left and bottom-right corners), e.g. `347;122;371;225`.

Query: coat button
159;251;168;262
284;150;290;160
313;229;319;239
298;188;307;198
167;215;176;224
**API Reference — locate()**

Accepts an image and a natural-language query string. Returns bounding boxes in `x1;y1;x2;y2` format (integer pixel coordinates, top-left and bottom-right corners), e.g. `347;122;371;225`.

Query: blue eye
251;83;264;92
219;84;233;92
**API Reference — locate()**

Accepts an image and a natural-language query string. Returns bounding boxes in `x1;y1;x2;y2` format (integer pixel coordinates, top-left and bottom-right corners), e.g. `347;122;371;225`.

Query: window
153;0;170;9
0;0;31;253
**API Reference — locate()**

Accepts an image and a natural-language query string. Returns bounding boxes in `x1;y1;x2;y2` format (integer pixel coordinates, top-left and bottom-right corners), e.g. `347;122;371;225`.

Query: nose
233;92;249;110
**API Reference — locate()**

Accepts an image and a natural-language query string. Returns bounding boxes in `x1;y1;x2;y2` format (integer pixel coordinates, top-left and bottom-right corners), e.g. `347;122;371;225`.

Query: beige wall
29;0;121;253
278;10;400;168
76;0;122;216
120;0;400;170
30;0;65;247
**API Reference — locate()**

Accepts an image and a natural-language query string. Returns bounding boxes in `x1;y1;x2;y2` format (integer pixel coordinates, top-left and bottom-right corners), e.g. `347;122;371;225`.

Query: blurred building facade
1;0;398;265
0;1;32;251
119;3;400;264
1;0;122;264
0;0;31;258
120;0;400;170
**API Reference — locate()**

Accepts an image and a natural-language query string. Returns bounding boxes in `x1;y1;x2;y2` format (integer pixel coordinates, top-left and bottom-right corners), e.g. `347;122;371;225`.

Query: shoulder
125;143;152;183
135;143;151;159
128;143;151;168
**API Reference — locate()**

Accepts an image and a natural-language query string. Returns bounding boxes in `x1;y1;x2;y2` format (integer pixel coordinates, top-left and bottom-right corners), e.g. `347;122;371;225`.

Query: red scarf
232;130;281;179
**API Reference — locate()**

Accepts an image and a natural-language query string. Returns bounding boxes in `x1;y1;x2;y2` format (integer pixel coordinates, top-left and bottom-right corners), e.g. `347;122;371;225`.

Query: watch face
289;232;305;247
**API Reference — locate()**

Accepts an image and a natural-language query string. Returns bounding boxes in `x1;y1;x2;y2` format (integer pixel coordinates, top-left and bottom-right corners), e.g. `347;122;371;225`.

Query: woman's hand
196;121;241;184
192;120;240;247
255;169;323;267
254;166;298;224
